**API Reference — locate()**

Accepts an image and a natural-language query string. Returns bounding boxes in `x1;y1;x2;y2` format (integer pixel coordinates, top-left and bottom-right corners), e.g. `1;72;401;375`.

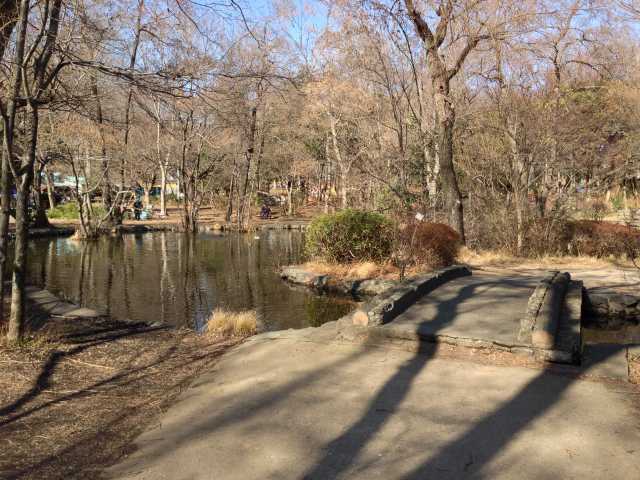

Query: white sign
415;212;425;222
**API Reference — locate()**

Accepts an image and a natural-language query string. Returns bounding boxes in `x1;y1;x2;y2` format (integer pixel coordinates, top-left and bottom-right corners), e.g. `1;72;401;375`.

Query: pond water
25;230;354;331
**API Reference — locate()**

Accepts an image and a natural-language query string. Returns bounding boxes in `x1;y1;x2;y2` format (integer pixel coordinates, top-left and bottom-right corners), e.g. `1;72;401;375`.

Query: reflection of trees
158;232;175;325
25;231;351;330
304;296;354;328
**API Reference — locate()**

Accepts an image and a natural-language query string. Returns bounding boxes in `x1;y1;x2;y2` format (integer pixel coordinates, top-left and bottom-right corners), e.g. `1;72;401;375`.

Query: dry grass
206;308;258;337
301;260;429;280
303;260;394;279
458;246;634;270
457;247;519;267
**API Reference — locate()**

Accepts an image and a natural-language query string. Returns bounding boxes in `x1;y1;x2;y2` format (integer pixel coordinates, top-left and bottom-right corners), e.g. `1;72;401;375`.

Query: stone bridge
347;265;639;382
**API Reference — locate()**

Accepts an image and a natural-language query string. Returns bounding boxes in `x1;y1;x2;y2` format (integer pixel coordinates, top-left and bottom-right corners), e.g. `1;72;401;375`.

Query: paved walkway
386;273;539;345
107;328;640;480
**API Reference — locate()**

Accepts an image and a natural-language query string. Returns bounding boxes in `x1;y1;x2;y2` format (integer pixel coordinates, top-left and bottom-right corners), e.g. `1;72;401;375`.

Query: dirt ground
0;316;240;480
46;204;321;230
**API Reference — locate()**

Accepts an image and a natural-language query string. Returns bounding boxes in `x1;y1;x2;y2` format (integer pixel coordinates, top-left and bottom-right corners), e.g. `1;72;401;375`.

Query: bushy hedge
399;221;461;267
521;217;574;257
305;209;393;262
521;218;640;258
569;220;640;258
47;202;108;220
47;202;80;219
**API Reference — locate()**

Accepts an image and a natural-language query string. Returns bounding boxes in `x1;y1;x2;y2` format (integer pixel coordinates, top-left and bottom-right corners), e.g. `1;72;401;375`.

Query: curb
351;265;472;327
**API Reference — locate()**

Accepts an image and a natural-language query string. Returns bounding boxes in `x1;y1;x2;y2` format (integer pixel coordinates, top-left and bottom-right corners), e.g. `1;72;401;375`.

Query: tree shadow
0;323;167;422
3;336;368;479
8;275;628;479
2;338;234;480
302;278;627;479
399;346;624;479
302;280;482;479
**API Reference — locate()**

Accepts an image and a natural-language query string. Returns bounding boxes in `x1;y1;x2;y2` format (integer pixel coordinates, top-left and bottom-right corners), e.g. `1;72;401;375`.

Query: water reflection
26;231;354;331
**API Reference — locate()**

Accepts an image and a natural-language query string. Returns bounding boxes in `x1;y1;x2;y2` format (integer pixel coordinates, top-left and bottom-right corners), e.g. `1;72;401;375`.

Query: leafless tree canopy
1;0;640;339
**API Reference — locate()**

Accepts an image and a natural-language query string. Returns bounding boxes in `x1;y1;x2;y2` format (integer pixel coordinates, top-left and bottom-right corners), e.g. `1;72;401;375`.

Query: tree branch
404;0;435;46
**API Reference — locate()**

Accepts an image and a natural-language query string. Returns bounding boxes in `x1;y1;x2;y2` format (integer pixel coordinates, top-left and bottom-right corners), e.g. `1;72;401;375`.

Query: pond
25;230;354;331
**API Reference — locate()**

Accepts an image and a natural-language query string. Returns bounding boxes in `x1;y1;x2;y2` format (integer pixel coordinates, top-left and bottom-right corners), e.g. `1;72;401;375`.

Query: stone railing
350;265;472;327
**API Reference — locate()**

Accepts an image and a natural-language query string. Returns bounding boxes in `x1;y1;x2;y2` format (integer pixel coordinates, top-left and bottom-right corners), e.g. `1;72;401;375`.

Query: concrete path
107;329;640;480
386;273;539;346
477;264;640;296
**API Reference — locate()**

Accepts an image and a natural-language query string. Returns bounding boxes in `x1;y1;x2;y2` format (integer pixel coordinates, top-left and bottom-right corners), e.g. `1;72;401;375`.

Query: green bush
305;209;393;262
47;202;108;220
47;202;79;219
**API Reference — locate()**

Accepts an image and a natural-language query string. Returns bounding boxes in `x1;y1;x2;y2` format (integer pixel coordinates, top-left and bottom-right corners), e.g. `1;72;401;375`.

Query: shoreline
20;219;311;238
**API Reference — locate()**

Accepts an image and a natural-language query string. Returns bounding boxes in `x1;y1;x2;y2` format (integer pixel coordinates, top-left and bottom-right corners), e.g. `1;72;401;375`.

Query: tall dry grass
301;260;432;280
302;260;397;279
458;246;633;270
206;308;258;338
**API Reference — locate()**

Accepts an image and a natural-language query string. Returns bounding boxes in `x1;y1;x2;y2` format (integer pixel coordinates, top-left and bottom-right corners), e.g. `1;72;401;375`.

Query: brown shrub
522;216;573;257
398;221;461;268
569;220;640;258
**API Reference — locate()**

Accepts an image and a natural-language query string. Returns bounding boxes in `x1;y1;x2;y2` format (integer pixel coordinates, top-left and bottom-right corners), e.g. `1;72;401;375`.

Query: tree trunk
255;132;265;193
90;74;115;225
0;149;11;322
418;26;466;240
32;192;50;228
120;0;145;205
7;181;28;341
238;106;257;228
45;165;55;209
226;156;237;222
432;68;465;242
159;158;167;217
340;168;348;209
0;0;19;61
31;162;51;228
405;0;476;242
328;112;350;209
0;0;21;318
7;103;38;342
287;180;293;216
2;0;29;334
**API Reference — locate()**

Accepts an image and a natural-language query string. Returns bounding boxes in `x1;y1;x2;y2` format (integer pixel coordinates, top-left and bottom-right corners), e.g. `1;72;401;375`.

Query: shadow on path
399;344;626;479
303;278;626;479
302;280;483;479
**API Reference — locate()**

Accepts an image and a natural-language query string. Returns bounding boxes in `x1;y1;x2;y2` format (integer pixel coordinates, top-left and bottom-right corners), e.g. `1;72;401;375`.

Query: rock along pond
25;230;354;331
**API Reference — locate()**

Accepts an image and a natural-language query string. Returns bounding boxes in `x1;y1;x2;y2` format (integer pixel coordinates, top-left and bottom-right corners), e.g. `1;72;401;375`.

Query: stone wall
350;265;472;327
280;266;398;297
584;292;640;327
518;271;570;345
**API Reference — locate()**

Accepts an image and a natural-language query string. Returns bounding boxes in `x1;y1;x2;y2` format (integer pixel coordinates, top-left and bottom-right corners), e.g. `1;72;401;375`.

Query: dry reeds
302;260;397;279
206;308;258;337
